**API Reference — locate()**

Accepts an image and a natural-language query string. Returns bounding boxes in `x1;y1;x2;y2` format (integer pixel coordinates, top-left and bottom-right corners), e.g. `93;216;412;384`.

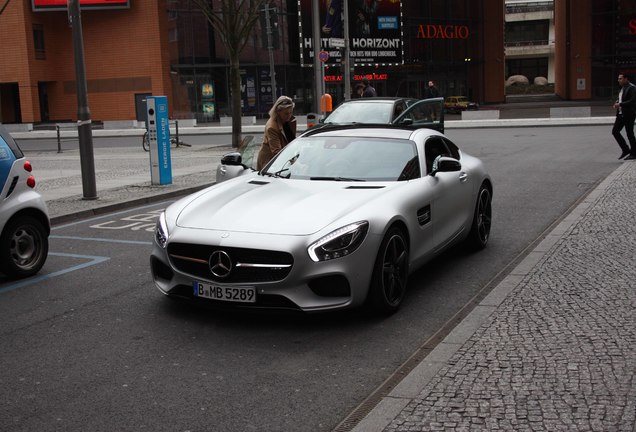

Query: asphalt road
0;125;619;432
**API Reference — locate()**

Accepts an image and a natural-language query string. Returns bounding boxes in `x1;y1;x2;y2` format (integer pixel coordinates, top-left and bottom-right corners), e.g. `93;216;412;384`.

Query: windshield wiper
261;154;300;178
273;167;291;178
310;176;365;182
262;168;290;178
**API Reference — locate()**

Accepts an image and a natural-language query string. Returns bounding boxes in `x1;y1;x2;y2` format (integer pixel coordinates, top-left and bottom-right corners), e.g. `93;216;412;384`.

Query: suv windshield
324;102;395;124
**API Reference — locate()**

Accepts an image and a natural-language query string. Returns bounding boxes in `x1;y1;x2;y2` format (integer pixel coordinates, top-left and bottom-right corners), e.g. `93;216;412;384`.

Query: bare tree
191;0;268;148
0;0;12;15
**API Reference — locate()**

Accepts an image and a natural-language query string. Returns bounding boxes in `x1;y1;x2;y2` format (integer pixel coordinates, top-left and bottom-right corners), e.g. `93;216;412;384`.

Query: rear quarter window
0;135;19;190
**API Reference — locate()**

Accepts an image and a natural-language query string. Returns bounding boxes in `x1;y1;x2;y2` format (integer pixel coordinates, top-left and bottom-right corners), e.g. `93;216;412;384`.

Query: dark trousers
612;113;636;155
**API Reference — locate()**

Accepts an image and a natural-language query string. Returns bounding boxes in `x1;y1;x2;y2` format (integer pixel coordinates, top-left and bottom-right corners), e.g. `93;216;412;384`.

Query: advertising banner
298;0;402;66
201;82;216;119
32;0;130;11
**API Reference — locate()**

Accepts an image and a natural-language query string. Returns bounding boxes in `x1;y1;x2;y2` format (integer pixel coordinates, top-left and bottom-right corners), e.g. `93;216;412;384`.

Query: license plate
192;281;256;303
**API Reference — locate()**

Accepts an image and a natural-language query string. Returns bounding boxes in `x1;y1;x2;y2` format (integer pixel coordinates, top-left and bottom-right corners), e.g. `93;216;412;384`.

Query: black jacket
618;83;636;117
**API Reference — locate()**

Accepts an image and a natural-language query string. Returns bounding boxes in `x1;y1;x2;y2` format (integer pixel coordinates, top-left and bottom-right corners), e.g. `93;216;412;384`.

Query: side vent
5;176;19;198
417;205;431;226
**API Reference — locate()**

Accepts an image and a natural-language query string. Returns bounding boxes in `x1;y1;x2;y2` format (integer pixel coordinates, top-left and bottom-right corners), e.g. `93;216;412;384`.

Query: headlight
155;212;169;248
308;221;368;262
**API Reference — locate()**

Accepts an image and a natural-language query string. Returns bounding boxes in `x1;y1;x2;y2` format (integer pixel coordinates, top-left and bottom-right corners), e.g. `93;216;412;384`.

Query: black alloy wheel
467;184;492;250
369;226;409;315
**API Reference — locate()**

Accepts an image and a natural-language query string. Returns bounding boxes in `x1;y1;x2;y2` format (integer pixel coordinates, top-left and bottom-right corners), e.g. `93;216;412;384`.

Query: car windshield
324;102;395;124
262;136;420;181
455;97;469;102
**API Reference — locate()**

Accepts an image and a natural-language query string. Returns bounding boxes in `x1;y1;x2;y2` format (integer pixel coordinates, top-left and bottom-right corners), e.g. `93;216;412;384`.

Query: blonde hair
269;95;295;118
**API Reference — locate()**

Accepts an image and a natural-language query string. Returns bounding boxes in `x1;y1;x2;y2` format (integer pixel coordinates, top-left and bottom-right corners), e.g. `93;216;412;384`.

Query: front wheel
0;216;49;278
466;184;492;250
368;227;409;315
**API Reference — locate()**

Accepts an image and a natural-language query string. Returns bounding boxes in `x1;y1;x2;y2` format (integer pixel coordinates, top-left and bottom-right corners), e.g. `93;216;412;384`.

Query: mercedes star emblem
209;250;232;278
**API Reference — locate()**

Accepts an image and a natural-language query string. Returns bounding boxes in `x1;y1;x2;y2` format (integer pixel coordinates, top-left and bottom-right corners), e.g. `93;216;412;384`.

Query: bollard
175;120;179;147
56;125;62;153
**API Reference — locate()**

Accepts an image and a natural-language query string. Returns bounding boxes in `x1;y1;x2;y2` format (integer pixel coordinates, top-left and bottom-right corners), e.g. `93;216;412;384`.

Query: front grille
168;242;294;283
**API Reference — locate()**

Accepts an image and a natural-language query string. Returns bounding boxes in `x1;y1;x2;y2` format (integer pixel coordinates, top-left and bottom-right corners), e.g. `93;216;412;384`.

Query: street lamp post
312;0;322;115
68;0;97;200
264;5;276;100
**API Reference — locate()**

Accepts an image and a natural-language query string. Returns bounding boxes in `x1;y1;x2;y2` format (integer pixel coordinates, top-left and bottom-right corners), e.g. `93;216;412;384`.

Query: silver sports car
151;125;492;315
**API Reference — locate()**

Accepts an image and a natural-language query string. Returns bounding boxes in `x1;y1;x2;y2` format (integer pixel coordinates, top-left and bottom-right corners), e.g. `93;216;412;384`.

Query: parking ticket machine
146;96;172;185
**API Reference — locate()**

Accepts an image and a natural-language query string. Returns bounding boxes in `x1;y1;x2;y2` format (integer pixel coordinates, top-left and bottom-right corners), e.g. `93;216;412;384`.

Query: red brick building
0;0;172;124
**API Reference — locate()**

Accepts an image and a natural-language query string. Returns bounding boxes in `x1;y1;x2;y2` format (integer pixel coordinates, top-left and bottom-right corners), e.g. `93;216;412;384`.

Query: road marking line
0;252;109;294
50;235;152;245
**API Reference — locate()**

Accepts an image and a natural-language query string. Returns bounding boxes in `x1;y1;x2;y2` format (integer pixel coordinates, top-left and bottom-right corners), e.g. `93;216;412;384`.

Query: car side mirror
221;152;243;166
431;156;461;176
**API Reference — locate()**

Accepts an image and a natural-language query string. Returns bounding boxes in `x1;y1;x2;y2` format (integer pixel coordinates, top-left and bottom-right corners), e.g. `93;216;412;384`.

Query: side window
443;138;460;160
392;102;406;120
424;137;451;173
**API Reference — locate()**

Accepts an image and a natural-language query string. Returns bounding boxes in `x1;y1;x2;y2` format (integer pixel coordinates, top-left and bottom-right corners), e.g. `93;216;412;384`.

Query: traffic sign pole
319;51;329;120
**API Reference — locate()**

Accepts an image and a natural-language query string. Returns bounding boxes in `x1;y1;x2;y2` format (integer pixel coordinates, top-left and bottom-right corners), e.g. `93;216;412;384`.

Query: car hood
175;178;392;235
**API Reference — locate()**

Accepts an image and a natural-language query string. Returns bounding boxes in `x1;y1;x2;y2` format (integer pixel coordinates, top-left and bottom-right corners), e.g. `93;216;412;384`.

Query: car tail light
27;175;36;188
24;160;33;172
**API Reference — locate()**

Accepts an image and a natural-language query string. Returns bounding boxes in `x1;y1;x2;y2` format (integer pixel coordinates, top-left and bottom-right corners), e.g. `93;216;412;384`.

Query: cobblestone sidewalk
379;163;636;431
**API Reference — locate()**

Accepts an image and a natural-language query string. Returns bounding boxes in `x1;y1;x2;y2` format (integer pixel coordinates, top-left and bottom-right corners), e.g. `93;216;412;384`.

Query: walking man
613;73;636;160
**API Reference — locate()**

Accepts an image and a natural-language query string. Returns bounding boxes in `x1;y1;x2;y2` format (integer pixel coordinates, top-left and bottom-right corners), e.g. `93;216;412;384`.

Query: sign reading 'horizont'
298;0;403;67
32;0;130;12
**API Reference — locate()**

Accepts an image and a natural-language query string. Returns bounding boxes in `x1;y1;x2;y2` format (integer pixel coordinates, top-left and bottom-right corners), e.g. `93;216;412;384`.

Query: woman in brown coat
256;96;297;170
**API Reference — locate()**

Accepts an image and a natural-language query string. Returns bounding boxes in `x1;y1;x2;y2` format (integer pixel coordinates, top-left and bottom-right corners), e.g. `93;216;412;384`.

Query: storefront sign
324;73;388;82
416;24;470;40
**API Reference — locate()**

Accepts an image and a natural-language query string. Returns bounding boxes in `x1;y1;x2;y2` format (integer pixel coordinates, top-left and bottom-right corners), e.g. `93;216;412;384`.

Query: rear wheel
467;184;492;250
142;132;149;152
368;227;409;315
0;216;49;278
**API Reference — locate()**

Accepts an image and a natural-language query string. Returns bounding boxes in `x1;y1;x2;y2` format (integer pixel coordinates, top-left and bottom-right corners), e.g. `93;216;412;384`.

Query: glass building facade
166;0;490;121
591;0;636;99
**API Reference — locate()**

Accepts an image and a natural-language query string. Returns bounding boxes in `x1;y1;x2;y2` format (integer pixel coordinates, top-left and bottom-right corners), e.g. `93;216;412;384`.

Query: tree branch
0;0;12;15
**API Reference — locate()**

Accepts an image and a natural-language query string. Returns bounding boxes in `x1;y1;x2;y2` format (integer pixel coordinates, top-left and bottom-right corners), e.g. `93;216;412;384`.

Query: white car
0;124;50;278
151;124;492;315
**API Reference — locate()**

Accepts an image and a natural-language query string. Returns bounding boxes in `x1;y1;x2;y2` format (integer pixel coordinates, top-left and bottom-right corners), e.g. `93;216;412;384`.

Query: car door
424;136;472;250
393;97;444;132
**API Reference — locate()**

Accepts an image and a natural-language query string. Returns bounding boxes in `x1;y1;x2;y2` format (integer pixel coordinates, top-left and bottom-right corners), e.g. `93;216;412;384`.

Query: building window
169;27;178;42
33;24;46;60
505;20;549;46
